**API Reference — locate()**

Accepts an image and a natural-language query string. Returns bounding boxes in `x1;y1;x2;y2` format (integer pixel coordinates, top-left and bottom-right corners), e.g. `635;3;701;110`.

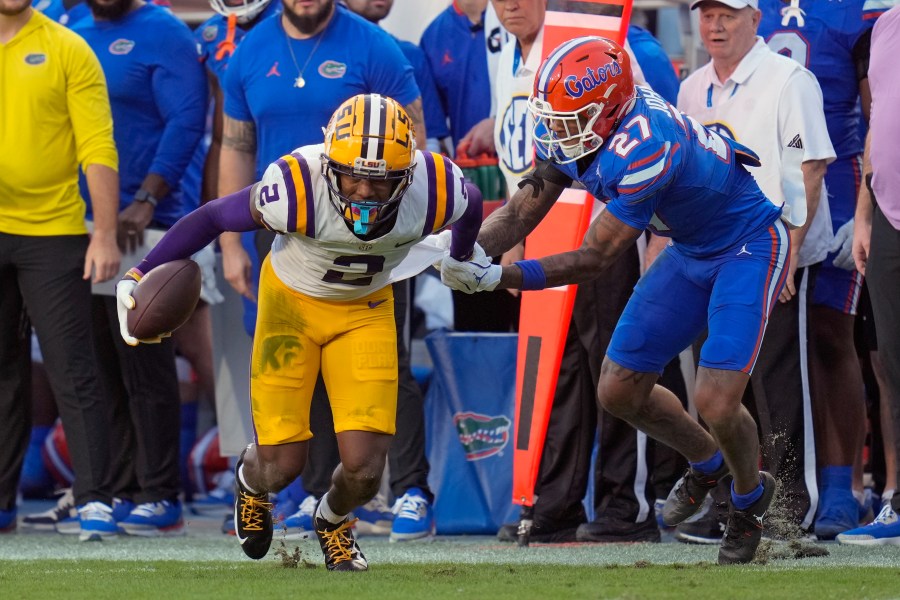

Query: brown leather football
127;259;201;340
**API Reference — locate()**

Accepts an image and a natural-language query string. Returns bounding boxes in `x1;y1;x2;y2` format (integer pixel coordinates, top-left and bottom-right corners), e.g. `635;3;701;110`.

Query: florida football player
115;94;482;571
441;37;788;565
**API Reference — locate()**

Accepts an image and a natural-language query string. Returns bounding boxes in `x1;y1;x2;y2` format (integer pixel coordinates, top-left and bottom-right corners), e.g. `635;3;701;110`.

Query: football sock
731;476;764;510
690;449;724;476
316;492;348;524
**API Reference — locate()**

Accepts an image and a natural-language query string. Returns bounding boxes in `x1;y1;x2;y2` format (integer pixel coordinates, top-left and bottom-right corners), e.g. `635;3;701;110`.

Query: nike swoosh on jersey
368;299;387;309
394;239;417;247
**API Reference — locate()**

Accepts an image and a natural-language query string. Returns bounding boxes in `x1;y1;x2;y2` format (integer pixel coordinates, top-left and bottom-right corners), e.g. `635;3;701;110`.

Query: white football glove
115;279;168;346
440;254;501;294
829;218;855;271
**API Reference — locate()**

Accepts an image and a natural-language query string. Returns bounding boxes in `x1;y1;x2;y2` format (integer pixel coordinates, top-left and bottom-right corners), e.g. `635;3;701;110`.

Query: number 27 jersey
546;87;782;257
251;144;470;300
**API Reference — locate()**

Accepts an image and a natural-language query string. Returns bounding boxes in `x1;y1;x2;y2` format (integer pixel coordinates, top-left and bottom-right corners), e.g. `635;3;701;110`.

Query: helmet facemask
322;157;414;236
209;0;272;25
321;94;417;237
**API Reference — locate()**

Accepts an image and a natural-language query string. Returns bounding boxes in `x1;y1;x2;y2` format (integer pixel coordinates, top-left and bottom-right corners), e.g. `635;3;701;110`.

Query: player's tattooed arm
477;179;566;257
403;99;427;149
222;116;256;154
498;208;642;290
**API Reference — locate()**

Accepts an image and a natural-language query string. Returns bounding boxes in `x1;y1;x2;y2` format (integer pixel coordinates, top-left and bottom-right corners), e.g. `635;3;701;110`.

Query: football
127;259;201;340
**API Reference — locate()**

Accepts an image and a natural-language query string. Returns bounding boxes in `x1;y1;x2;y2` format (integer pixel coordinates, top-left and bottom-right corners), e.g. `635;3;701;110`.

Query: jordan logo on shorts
737;244;752;256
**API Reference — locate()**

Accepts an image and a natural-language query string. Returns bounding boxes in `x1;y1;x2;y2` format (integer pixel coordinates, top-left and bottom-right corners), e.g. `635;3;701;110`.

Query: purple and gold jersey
254;145;470;300
541;87;781;257
758;0;872;159
223;5;419;177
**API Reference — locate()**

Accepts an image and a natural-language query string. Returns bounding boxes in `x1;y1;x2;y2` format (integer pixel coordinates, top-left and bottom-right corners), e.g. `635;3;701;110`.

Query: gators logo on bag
453;412;511;460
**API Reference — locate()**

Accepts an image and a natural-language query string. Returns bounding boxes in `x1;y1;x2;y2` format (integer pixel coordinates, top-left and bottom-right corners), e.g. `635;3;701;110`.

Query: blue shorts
813;155;864;315
607;219;790;375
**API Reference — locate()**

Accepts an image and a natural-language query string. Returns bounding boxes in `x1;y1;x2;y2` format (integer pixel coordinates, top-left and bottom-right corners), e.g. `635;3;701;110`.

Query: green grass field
3;514;900;600
4;559;900;599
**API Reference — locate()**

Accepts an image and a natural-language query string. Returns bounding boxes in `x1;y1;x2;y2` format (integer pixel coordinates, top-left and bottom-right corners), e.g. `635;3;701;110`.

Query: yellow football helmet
321;94;417;236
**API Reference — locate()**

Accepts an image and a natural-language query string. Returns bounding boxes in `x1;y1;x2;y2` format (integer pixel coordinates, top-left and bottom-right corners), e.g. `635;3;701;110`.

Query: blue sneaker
353;494;393;536
111;497;136;522
837;503;900;546
78;501;118;542
815;491;858;540
390;488;434;542
281;495;317;539
0;507;16;533
119;500;186;537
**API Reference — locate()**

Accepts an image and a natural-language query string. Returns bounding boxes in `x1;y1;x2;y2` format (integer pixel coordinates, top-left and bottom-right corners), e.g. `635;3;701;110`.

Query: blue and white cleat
78;501;118;542
119;500;186;537
353;494;393;536
837;503;900;546
390;488;435;542
281;495;317;539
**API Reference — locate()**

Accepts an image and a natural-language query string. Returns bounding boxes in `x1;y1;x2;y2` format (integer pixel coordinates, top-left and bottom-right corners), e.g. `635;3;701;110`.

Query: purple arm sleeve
449;182;483;260
131;186;259;277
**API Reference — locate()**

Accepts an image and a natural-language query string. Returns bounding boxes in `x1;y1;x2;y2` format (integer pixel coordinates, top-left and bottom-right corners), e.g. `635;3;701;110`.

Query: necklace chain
284;21;327;89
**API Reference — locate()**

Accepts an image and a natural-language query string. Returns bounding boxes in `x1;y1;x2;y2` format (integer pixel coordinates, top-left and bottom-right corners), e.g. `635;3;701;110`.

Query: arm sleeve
67;36;118;172
149;25;209;186
449;181;482;260
134;186;259;275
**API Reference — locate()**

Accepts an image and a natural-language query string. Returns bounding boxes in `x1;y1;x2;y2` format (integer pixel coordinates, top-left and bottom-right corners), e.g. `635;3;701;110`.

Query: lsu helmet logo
563;61;623;99
453;412;511;460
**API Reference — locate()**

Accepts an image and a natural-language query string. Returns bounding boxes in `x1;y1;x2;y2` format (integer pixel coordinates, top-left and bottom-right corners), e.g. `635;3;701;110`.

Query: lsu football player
116;94;483;570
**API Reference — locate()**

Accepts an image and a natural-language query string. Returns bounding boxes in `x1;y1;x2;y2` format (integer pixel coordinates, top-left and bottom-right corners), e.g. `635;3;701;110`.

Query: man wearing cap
676;0;835;542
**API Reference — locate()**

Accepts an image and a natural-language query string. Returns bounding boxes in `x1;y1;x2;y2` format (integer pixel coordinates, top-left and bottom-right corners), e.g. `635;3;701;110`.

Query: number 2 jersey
541;87;782;257
252;144;470;300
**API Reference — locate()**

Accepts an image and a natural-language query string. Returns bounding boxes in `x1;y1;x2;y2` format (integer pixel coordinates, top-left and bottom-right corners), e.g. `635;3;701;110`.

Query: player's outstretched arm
501;209;643;290
477;172;567;257
125;185;262;282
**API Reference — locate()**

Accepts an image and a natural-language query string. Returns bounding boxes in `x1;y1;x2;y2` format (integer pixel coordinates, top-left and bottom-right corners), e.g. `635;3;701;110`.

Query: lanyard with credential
513;43;522;75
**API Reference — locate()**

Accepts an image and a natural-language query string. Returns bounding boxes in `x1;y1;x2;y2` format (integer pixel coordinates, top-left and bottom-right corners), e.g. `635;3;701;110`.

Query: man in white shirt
676;0;835;542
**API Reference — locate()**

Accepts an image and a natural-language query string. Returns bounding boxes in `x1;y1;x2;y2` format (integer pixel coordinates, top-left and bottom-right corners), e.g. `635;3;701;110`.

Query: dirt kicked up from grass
3;559;900;600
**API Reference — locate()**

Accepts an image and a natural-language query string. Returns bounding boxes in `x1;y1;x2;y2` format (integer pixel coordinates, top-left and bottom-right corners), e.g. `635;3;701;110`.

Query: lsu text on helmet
321;93;416;236
529;36;636;163
208;0;273;25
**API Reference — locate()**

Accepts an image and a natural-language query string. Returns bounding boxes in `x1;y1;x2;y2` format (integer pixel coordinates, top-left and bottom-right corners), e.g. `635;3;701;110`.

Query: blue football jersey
758;0;872;159
223;5;420;177
540;87;781;257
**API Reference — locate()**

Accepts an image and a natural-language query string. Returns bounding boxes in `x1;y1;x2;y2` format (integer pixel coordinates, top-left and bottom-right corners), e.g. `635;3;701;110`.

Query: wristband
515;259;547;291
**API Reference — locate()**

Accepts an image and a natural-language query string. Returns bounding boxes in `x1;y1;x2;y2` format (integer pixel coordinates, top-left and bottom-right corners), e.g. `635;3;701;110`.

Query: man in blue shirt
72;0;208;536
442;36;787;565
